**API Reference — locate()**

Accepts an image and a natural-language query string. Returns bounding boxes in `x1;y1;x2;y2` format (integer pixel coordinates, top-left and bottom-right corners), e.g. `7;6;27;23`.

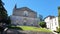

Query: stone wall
10;16;40;26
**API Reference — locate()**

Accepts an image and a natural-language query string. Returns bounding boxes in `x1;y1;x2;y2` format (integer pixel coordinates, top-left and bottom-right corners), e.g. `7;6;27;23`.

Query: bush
57;27;60;33
39;21;46;28
8;26;23;30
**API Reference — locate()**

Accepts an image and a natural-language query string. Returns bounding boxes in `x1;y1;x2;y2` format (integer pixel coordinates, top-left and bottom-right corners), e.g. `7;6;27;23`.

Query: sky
2;0;60;18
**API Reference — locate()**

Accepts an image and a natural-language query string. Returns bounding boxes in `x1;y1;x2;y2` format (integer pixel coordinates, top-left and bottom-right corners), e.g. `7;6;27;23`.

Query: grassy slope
17;26;52;32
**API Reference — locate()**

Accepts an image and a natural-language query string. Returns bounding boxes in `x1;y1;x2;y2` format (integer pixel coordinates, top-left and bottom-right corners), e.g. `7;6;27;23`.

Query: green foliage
39;21;46;28
0;0;11;33
0;0;8;23
8;26;23;30
56;27;60;33
7;25;52;32
18;26;52;32
58;7;60;27
0;0;11;25
6;16;11;24
58;6;60;9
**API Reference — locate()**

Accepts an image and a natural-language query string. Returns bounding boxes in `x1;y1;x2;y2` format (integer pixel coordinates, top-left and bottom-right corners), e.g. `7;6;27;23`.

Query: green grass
17;26;52;32
9;26;52;32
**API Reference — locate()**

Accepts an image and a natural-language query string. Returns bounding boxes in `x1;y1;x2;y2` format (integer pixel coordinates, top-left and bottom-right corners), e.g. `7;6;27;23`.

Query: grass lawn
16;26;52;32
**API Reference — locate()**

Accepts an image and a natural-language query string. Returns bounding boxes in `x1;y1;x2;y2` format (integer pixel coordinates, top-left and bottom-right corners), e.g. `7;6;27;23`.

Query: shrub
56;27;60;33
39;21;46;28
8;26;23;30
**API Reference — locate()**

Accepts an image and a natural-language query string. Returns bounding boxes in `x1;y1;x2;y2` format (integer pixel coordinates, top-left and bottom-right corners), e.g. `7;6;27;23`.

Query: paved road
5;29;54;34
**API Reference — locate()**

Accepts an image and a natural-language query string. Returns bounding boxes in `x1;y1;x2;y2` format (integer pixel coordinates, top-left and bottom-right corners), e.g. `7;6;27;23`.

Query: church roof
15;7;37;13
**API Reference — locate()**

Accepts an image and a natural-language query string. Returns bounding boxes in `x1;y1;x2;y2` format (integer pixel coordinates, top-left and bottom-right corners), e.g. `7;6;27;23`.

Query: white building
44;16;59;31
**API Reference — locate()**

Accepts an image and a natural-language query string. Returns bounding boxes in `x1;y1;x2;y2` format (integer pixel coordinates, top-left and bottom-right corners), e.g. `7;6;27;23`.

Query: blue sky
2;0;60;18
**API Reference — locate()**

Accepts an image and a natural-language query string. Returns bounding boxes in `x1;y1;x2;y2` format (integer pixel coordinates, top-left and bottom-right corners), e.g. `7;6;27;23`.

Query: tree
58;6;60;34
39;21;46;28
6;16;11;24
0;0;8;34
39;14;43;21
0;0;8;22
58;7;60;27
56;27;60;34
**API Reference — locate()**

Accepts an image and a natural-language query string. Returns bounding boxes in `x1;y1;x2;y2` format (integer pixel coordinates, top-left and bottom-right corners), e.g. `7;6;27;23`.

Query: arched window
24;11;28;17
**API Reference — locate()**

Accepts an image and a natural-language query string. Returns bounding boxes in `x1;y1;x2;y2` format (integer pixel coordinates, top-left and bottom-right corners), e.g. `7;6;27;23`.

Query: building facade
44;16;59;31
10;5;40;26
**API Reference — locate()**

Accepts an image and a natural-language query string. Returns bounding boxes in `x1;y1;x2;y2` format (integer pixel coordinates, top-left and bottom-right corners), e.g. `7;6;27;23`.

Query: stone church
10;5;40;26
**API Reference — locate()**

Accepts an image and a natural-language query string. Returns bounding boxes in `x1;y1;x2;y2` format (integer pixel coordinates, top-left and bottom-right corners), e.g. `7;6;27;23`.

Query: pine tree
0;0;8;22
0;0;8;34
